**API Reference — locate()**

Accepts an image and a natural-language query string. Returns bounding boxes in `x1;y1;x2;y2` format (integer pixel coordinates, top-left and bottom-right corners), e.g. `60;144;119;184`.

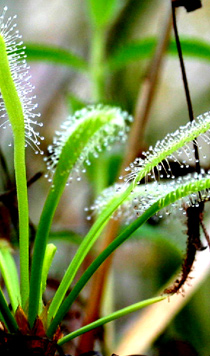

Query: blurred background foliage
1;0;210;355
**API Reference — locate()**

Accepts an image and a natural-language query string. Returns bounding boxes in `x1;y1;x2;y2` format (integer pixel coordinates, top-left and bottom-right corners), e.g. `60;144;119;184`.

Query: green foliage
47;174;210;338
0;29;29;307
107;37;210;71
87;0;119;28
0;243;20;312
24;37;210;74
28;105;132;326
25;43;88;71
58;295;166;344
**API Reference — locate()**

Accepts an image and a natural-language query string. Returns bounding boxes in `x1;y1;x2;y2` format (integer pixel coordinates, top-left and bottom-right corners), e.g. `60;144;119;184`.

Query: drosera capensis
0;4;210;355
0;6;44;308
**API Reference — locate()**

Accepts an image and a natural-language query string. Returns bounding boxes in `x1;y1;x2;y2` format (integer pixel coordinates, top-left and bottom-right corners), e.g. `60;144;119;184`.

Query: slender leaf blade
87;0;119;28
47;112;210;333
58;295;166;344
107;37;210;71
29;105;131;327
25;43;88;71
47;175;210;337
0;245;20;312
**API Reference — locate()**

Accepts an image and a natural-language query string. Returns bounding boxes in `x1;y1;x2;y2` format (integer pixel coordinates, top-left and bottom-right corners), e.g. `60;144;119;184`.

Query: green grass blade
24;38;210;73
107;37;156;70
0;244;21;313
0;289;18;333
38;243;57;314
168;37;210;62
107;37;210;71
58;295;165;345
25;43;88;71
41;244;57;296
24;38;210;76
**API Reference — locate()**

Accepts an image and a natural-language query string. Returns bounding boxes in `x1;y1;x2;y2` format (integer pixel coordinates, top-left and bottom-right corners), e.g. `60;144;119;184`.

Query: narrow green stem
46;185;133;327
47;197;157;337
0;35;29;307
14;136;29;307
90;26;106;102
25;43;88;71
29;107;128;327
28;188;61;326
0;245;21;313
39;243;57;313
58;295;165;345
0;289;18;333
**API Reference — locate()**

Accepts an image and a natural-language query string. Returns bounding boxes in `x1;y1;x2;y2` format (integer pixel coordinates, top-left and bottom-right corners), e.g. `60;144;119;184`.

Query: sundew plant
0;1;210;355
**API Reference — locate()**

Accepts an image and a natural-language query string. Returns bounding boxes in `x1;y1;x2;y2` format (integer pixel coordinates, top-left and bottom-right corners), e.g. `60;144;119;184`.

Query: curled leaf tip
123;112;210;186
44;104;133;184
87;112;210;223
0;6;44;154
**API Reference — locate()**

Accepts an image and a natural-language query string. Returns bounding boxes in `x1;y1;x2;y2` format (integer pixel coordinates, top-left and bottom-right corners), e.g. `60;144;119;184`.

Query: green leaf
41;243;57;295
25;43;88;71
87;0;119;28
168;37;210;62
39;243;57;314
46;112;210;333
28;105;131;327
58;295;166;345
47;174;210;337
107;37;156;71
24;38;210;73
107;37;210;71
0;14;32;308
0;289;18;333
0;242;21;312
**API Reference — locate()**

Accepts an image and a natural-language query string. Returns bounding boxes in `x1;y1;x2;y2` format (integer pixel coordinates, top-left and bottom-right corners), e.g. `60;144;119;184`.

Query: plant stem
28;188;60;326
25;43;88;71
0;245;21;313
0;35;29;308
46;185;133;328
29;107;128;326
90;26;106;102
14;136;29;307
58;296;165;345
0;289;18;333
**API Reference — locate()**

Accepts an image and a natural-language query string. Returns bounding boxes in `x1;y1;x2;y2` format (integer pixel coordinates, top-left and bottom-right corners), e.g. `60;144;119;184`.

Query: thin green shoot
58;295;166;345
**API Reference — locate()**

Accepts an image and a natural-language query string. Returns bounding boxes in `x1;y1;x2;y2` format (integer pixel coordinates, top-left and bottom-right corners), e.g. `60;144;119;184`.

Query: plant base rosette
0;307;63;356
